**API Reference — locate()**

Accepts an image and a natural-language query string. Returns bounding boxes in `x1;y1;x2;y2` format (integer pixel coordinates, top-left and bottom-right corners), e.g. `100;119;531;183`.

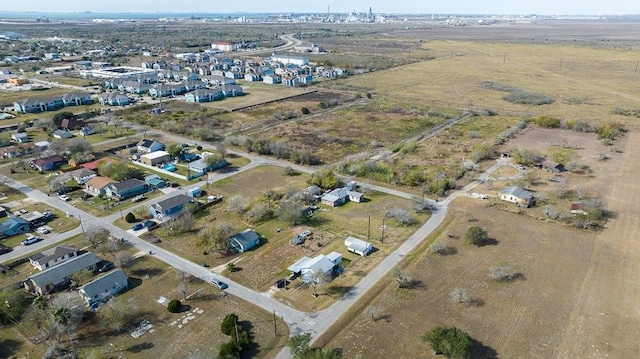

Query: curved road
0;127;515;358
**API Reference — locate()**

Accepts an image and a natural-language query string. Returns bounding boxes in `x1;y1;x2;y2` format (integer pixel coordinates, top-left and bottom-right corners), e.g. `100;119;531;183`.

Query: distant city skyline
3;0;640;16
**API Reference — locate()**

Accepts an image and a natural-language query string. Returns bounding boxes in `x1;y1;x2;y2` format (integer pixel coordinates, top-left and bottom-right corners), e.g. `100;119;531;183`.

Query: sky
2;0;639;15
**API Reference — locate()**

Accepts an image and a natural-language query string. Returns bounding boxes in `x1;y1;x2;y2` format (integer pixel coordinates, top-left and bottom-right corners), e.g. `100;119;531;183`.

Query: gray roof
155;194;193;211
67;168;97;178
499;186;533;200
27;252;101;289
288;256;312;273
110;178;145;192
20;211;45;222
29;245;77;266
78;269;128;300
345;236;372;253
230;229;260;248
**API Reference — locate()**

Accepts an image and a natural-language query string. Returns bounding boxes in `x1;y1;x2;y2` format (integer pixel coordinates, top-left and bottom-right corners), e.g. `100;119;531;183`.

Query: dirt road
556;132;640;358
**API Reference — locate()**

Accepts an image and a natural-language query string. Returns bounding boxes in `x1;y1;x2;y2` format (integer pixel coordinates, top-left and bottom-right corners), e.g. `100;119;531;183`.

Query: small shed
344;236;373;257
187;187;202;198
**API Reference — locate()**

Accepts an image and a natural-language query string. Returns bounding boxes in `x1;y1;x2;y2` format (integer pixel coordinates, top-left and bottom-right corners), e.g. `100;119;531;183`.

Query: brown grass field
322;128;640;358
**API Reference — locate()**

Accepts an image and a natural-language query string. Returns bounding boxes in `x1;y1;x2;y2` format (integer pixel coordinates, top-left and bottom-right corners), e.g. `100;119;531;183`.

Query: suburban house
144;174;166;189
499;186;534;207
321;187;365;207
24;252;101;295
78;269;128;307
53;129;74;139
149;83;187;98
0;217;31;239
288;252;342;283
11;132;29;143
105;178;148;200
137;139;166;154
29;245;79;271
34;141;51;151
536;158;566;173
187;157;227;179
229;229;261;253
148;194;194;220
59;118;86;130
32;155;65;171
20;211;46;227
3;145;23;158
98;92;130;106
185;88;224;103
85;176;118;196
344;236;373;257
140;151;171;166
63;168;97;184
62;92;93;106
263;75;281;85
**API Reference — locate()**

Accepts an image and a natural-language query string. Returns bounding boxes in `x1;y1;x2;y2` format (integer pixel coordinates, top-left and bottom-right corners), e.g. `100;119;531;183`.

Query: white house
344;236;373;256
288;252;342;283
78;269;128;307
28;245;79;271
11;132;29;143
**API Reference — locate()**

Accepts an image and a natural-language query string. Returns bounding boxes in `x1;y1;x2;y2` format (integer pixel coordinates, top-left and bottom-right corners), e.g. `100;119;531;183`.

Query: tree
208;222;236;254
50;292;84;347
365;306;380;321
511;148;540;166
125;212;136;223
449;288;470;304
227;262;236;273
52;111;74;123
215;142;227;159
114;251;133;273
465;226;488;246
65;138;93;156
276;197;306;226
166;143;182;158
244;203;273;224
392;269;412;289
284;166;298;176
412;196;433;213
0;290;28;325
178;271;191;301
226;195;251;214
309;169;339;190
84;228;111;251
221;313;239;336
386;207;415;225
309;271;330;297
287;333;312;356
422;326;473;359
167;299;181;313
204;152;224;167
488;262;513;281
98;297;138;332
301;107;311;115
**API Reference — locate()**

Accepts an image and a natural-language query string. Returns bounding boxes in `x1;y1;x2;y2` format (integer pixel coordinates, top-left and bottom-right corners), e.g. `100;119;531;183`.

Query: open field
327;39;640;124
203;83;315;112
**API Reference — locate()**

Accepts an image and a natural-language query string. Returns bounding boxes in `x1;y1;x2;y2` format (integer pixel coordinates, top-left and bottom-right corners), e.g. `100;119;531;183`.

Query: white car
21;236;42;245
58;194;71;201
36;227;50;234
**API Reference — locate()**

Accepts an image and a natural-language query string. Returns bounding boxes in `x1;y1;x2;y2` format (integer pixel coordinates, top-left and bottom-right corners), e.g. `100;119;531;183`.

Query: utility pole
79;215;85;234
234;316;239;342
381;216;385;244
273;310;277;335
367;214;371;241
635;60;639;73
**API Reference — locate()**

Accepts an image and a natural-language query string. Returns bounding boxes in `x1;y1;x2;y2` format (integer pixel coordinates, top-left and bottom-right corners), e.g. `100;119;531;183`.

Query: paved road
0;126;516;358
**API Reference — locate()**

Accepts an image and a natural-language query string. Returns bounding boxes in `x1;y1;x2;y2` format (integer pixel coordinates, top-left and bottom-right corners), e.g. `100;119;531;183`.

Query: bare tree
84;228;111;251
98;297;138;332
553;176;569;199
114;251;134;274
386;208;415;225
393;269;413;288
226;195;251;214
488;262;513;281
309;271;330;297
365;306;380;321
449;288;470;304
178;271;191;301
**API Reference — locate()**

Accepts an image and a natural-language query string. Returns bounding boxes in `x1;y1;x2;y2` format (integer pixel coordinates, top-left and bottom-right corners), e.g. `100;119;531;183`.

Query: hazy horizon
2;0;639;16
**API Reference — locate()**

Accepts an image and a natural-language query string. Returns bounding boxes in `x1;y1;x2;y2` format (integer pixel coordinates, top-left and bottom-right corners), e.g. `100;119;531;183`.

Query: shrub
167;299;181;313
124;212;136;223
301;107;311;115
465;226;488;246
531;115;561;128
503;90;555;105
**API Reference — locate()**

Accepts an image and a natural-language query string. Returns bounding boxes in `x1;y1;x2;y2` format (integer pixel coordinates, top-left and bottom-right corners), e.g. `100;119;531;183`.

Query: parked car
58;194;71;201
97;262;114;273
36;227;50;234
143;220;156;229
132;223;144;231
211;278;228;289
43;211;55;219
21;236;43;245
17;209;28;215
